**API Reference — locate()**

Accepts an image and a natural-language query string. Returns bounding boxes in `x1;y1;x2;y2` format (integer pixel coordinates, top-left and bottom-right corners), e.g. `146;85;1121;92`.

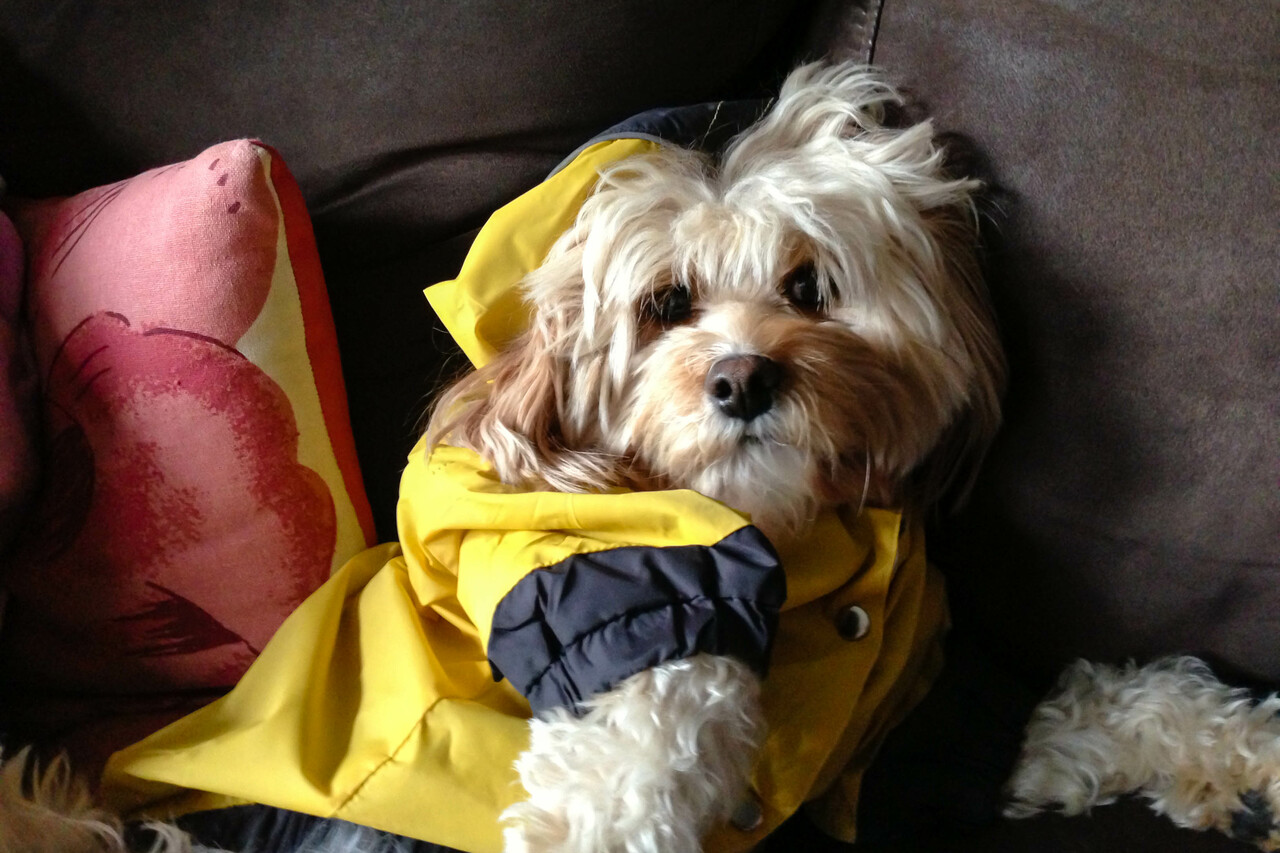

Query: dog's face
434;64;1003;537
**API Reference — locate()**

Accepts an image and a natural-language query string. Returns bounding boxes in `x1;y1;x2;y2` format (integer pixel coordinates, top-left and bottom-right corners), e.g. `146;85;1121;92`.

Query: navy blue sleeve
487;525;785;716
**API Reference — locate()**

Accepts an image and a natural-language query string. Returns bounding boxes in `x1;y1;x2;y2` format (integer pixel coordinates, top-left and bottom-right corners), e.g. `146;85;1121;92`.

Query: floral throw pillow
0;140;374;769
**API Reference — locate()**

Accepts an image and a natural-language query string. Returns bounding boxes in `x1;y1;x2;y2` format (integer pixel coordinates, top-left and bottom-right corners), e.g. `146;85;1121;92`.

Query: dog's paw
1222;788;1280;851
1155;781;1280;852
1005;656;1280;851
502;654;762;853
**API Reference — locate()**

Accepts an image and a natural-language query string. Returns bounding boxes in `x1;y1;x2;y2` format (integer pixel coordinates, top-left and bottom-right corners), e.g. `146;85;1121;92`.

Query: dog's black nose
705;355;783;421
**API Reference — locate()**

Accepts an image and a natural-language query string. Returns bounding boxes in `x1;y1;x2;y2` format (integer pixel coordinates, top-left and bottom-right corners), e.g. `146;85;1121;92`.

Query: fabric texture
100;132;949;851
0;209;38;557
174;805;461;853
0;140;374;774
0;1;806;264
871;0;1280;687
489;525;784;715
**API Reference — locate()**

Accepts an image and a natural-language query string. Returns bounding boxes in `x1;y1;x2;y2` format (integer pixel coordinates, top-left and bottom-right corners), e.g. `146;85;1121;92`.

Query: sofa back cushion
0;209;39;557
872;0;1279;683
0;1;805;268
0;1;811;538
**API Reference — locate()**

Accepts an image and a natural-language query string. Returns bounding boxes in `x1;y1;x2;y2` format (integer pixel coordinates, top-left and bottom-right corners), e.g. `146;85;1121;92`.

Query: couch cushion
870;0;1279;683
0;0;807;268
0;140;374;772
0;209;39;558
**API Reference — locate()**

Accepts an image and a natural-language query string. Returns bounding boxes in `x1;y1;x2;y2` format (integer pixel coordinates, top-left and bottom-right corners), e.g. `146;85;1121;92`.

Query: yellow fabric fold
104;441;944;851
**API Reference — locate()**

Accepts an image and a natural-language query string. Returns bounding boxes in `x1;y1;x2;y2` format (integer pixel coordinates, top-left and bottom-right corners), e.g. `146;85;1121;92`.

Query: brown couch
1;1;1273;850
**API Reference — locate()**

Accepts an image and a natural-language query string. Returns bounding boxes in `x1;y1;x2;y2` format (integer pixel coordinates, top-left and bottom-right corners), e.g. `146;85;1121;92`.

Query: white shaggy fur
502;655;762;853
0;745;461;852
1006;656;1280;849
0;748;204;853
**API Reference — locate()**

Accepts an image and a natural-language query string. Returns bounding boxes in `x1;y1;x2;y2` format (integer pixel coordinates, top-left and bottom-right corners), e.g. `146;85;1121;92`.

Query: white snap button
836;604;870;641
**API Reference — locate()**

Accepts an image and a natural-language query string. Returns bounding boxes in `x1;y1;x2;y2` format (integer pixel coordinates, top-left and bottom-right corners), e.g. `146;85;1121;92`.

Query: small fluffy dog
1006;656;1280;850
1;63;1004;852
428;62;1002;852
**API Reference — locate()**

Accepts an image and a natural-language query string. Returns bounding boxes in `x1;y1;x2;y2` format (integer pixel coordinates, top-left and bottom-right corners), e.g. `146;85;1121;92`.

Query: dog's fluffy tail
0;747;197;853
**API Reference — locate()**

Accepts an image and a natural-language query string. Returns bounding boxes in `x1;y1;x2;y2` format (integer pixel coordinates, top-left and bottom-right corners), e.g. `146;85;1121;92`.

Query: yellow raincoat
103;132;949;852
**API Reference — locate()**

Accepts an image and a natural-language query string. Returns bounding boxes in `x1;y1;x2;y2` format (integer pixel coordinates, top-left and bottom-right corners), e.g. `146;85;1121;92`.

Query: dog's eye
650;284;694;324
783;264;824;312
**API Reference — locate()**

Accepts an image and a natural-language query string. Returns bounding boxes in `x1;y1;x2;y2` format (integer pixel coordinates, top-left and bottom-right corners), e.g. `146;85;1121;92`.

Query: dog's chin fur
429;62;1004;853
687;442;817;541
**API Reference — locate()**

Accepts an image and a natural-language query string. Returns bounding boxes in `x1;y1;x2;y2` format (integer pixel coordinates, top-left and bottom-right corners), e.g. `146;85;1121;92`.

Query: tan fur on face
430;63;1004;537
619;308;952;530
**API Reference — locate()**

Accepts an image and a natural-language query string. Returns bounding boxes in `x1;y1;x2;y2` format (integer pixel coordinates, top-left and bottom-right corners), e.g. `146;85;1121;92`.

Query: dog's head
431;63;1004;537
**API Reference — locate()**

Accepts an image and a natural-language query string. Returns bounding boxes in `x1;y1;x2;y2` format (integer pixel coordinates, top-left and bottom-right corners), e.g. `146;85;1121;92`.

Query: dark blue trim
547;99;768;178
598;100;767;152
172;805;460;853
488;525;785;715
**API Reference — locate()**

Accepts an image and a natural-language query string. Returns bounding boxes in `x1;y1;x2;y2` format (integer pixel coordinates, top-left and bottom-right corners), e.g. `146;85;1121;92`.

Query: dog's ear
427;242;624;493
910;204;1006;510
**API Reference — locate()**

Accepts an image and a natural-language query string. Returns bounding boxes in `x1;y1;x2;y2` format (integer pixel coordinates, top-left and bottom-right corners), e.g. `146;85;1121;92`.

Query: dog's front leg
502;653;763;853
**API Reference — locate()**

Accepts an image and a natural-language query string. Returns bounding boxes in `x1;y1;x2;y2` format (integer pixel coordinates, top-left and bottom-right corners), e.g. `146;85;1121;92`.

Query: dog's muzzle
705;354;783;422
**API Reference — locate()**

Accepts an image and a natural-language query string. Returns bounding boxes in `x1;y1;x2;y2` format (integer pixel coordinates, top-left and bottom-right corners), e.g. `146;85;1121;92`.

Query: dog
1005;655;1280;850
425;61;1002;852
0;62;1003;853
